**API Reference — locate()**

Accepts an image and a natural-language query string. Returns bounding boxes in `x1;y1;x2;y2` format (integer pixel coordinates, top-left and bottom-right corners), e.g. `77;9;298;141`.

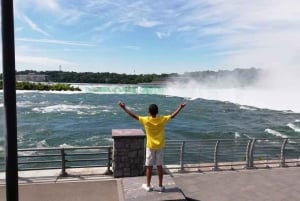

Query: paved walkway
172;167;300;201
122;175;185;201
1;180;120;201
1;166;300;201
0;168;123;201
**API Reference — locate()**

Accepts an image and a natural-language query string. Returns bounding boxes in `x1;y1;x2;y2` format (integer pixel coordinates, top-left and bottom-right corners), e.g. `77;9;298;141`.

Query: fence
0;137;300;175
164;137;300;171
0;146;112;176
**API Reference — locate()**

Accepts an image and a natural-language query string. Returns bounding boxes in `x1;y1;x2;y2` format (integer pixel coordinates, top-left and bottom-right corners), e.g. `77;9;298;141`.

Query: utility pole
1;0;19;200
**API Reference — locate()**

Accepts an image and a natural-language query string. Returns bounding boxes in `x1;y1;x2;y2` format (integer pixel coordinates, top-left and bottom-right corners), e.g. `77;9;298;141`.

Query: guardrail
1;146;112;176
0;137;299;175
164;138;300;171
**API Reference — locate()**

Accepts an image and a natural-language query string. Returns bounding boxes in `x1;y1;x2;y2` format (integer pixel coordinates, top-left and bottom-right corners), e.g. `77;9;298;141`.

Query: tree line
0;81;81;91
0;68;261;86
14;70;172;84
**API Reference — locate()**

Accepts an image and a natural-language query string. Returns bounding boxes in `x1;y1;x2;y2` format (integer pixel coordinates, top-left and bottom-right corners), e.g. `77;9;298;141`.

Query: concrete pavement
1;180;121;201
1;166;300;201
172;167;300;201
122;174;186;201
0;167;123;201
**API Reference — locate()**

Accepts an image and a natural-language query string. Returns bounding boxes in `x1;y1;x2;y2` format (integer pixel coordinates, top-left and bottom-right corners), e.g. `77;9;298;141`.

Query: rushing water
0;83;299;153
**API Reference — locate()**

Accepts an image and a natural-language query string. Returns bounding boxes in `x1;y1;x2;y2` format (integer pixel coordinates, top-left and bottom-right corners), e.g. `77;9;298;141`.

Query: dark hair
148;104;158;115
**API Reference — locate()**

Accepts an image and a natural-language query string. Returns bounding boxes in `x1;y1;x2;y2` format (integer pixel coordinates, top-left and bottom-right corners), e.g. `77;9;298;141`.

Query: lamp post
1;0;19;200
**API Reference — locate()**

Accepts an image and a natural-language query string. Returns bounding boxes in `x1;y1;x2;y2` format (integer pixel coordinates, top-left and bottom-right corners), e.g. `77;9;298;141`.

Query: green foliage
15;71;166;84
0;81;81;91
0;68;261;86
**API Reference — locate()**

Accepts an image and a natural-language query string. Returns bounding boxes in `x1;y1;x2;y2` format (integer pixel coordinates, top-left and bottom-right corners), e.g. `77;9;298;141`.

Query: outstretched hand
118;101;139;120
180;102;187;108
118;101;125;108
171;102;187;119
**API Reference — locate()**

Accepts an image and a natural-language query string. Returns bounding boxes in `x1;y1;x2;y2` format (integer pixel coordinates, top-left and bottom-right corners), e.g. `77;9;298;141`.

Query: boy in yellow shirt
118;101;186;192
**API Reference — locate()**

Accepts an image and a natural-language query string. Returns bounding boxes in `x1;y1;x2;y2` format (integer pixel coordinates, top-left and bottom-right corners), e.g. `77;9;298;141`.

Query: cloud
156;32;170;39
22;15;50;37
94;21;114;32
11;0;300;76
16;55;76;69
136;18;161;28
35;0;60;11
168;1;300;68
15;0;60;12
177;26;195;32
15;27;24;32
16;38;94;47
122;46;141;50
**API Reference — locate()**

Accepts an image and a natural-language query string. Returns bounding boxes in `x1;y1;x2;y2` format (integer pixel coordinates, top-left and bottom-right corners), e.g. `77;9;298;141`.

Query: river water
1;83;299;152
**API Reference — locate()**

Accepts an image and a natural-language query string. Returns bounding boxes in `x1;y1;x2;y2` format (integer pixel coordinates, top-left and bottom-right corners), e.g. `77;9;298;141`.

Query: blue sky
2;0;300;74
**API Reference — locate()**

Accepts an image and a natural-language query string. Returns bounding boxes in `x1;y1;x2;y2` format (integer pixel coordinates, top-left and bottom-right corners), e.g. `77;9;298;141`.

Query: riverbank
0;81;81;91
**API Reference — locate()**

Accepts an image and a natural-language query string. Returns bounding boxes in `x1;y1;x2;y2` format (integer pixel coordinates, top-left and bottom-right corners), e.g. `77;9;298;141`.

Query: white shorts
145;148;164;166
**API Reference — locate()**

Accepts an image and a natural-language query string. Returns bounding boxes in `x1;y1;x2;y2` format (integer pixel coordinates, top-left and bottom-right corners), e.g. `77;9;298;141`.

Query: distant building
16;73;49;82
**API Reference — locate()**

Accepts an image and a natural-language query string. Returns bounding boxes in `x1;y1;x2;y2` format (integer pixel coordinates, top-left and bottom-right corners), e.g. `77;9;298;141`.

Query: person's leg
143;148;154;191
146;166;153;187
156;149;165;191
157;165;163;187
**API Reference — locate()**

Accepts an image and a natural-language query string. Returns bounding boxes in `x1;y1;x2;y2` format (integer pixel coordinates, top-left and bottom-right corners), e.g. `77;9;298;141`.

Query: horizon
0;1;299;75
13;67;258;75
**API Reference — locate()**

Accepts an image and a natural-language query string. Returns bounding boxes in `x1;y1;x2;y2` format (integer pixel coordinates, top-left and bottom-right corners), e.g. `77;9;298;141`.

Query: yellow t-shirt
139;115;172;149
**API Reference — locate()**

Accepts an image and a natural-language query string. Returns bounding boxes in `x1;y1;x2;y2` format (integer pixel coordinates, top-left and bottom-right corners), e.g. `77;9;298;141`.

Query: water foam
18;150;37;156
243;134;252;139
73;84;165;95
37;140;49;148
16;90;82;95
7;81;300;112
17;101;38;108
286;123;300;132
32;104;100;114
234;132;241;138
239;106;257;111
264;128;289;138
59;143;74;148
165;83;300;113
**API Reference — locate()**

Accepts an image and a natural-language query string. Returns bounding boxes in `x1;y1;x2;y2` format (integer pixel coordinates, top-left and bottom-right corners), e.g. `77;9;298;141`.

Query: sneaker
158;185;165;192
142;184;153;192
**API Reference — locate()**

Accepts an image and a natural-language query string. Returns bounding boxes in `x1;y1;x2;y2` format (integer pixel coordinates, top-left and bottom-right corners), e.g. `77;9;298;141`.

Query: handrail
0;137;300;175
5;146;113;176
164;137;300;171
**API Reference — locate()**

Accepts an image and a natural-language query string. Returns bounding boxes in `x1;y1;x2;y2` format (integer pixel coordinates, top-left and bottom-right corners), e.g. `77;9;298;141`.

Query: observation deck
1;166;300;201
1;133;300;200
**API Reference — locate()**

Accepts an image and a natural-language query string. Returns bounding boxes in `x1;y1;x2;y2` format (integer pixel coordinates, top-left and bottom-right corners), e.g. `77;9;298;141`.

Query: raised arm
171;102;187;119
118;101;139;120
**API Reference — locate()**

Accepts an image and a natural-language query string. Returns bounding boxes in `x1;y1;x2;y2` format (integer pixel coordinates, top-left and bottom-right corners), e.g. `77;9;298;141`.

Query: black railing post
60;149;68;177
249;139;256;168
212;140;220;171
280;138;288;167
1;0;19;200
105;147;113;175
245;139;252;169
179;141;185;172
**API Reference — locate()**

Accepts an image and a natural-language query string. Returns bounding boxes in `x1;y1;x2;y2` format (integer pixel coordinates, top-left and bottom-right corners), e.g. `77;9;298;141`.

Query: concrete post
112;129;146;178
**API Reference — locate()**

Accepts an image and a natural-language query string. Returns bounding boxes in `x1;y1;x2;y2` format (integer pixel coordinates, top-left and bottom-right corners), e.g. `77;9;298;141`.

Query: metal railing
0;137;300;175
164;138;300;171
0;146;112;176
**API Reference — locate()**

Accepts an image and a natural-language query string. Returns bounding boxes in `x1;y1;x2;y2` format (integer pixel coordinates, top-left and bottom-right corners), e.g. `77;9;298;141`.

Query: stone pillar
112;129;146;178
